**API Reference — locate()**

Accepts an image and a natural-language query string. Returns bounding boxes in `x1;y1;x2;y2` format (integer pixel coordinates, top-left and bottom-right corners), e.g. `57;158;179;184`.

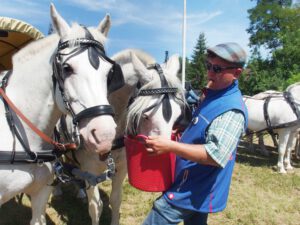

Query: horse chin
79;116;116;154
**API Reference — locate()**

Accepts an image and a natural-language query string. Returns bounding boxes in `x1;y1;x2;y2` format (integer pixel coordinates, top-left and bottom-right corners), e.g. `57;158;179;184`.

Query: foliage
183;0;299;95
239;65;286;95
185;32;207;90
247;0;293;51
239;0;300;95
286;72;300;85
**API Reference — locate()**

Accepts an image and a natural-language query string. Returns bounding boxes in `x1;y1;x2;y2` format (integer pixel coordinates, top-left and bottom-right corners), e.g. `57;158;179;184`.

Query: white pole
182;0;186;89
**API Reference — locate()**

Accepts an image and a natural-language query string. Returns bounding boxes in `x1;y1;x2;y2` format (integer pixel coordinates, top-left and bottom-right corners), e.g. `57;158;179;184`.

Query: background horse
57;49;187;225
0;4;117;225
244;90;281;156
244;83;300;173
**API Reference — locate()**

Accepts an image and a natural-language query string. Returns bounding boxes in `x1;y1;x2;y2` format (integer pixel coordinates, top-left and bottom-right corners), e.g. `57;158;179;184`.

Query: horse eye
62;63;74;76
142;114;149;120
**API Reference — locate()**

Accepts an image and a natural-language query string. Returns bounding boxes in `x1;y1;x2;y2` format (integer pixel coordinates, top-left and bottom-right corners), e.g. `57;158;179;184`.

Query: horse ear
97;14;111;37
131;52;153;84
166;54;180;77
50;3;70;38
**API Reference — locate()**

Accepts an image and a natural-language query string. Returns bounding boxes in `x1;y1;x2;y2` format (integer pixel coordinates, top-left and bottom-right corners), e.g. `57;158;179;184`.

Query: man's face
206;57;241;90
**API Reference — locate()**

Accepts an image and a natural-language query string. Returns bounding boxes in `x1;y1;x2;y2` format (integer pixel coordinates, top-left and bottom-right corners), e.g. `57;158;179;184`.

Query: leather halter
52;28;116;128
0;72;75;163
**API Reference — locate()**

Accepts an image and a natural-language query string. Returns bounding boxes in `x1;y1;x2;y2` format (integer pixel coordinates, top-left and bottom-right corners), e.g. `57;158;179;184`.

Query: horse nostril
91;129;101;144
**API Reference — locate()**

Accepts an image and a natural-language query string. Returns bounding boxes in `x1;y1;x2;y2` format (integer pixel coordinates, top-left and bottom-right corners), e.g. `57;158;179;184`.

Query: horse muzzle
79;116;116;154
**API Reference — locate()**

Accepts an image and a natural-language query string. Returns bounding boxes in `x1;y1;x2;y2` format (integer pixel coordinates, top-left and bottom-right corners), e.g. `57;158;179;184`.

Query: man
142;42;248;225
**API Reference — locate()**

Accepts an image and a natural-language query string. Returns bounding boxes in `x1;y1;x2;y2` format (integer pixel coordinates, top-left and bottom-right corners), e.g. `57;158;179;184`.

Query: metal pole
164;50;169;63
182;0;187;89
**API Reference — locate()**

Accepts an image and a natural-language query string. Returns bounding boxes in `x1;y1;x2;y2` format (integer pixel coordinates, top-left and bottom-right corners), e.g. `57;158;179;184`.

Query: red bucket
125;134;177;192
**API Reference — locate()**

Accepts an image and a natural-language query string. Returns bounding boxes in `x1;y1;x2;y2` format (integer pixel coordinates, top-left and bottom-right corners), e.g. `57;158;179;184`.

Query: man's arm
145;110;245;167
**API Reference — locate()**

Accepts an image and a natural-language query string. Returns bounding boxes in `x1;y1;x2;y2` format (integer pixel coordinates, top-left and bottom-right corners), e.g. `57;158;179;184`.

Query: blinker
107;63;125;94
88;47;100;70
162;94;172;122
83;26;125;93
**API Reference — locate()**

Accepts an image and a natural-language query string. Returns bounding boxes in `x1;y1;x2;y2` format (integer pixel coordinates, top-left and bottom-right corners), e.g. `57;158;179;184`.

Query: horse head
125;52;187;138
50;4;120;154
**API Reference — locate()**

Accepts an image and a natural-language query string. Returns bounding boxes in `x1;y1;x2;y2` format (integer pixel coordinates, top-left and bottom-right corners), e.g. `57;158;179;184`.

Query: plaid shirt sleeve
204;110;245;168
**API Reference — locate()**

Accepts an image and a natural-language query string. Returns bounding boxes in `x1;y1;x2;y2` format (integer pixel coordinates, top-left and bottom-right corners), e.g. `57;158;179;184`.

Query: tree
247;0;293;51
240;0;300;94
186;32;207;89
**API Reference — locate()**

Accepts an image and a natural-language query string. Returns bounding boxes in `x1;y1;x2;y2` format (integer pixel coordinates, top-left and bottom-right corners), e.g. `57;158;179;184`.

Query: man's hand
144;136;174;155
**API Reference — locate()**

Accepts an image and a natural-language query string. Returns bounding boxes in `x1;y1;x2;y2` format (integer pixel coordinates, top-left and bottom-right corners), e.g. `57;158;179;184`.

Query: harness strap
263;96;278;146
52;152;115;186
249;92;300;139
246;119;300;136
1;72;57;163
139;87;178;96
154;64;172;122
283;91;300;119
54;117;81;166
73;105;115;124
0;88;76;151
0;70;11;88
0;150;60;163
111;136;125;150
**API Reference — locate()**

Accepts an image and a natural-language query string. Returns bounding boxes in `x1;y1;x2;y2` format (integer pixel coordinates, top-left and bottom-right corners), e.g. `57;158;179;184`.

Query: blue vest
164;80;248;213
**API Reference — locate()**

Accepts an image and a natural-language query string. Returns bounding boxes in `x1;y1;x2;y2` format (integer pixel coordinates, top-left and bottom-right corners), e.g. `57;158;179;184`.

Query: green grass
1;140;300;225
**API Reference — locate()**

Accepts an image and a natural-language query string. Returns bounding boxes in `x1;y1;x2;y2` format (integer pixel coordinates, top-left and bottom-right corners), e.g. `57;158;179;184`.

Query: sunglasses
205;61;239;73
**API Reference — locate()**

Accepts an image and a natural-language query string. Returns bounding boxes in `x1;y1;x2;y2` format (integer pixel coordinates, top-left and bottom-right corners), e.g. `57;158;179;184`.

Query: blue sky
1;0;257;63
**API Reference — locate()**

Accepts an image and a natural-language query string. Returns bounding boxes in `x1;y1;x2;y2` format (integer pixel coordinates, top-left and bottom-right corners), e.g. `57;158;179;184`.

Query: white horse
244;90;282;156
56;49;187;225
244;83;300;173
0;4;118;225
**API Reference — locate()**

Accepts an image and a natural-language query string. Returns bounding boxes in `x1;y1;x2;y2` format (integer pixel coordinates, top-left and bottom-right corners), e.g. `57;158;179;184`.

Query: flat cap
207;42;247;67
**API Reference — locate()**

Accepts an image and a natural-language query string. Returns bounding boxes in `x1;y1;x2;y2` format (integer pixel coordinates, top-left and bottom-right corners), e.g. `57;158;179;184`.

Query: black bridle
52;27;122;145
53;28;115;122
129;63;179;136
